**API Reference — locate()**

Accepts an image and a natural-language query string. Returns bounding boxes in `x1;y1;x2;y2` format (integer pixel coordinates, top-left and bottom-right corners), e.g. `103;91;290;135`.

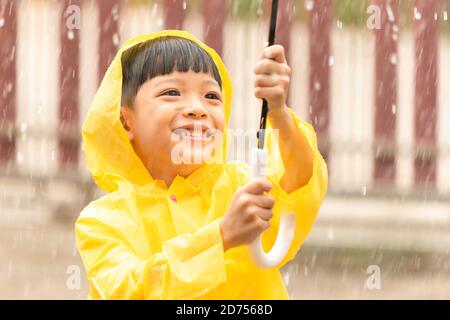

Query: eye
161;89;180;97
205;92;221;101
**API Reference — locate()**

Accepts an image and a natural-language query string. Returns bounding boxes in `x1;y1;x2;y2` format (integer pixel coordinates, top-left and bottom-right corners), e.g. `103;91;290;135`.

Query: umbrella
248;0;297;268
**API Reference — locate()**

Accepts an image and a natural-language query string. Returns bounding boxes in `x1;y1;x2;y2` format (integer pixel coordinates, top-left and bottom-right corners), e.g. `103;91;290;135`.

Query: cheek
135;111;173;146
212;109;226;132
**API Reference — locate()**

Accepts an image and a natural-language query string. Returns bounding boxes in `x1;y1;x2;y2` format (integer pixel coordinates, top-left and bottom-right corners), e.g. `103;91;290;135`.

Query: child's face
121;70;225;179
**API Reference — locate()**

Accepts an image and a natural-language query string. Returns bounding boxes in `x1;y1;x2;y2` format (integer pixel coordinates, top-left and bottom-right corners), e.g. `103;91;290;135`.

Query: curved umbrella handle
248;148;296;268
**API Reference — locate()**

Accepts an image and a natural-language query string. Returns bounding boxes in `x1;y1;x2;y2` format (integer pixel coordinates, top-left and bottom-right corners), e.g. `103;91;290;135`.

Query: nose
183;99;208;119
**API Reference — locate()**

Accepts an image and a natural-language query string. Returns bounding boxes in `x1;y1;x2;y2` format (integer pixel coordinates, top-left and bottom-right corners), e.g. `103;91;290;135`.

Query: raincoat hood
82;30;233;193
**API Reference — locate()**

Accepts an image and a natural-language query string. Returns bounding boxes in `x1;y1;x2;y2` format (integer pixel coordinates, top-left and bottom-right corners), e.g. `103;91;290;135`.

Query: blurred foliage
224;0;449;36
334;0;370;26
226;0;265;19
334;0;449;36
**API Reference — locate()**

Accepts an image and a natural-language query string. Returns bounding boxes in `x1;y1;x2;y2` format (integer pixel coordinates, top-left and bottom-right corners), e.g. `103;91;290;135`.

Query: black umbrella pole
257;0;279;150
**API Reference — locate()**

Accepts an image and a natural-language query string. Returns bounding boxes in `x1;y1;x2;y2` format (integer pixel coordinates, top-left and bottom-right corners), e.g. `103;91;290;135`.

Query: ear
120;106;134;141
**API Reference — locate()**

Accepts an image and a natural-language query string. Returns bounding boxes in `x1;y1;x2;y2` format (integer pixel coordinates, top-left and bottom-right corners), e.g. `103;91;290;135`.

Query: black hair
121;36;222;108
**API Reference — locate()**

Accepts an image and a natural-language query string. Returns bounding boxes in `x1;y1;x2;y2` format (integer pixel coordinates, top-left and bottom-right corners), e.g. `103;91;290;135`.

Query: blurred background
0;0;449;299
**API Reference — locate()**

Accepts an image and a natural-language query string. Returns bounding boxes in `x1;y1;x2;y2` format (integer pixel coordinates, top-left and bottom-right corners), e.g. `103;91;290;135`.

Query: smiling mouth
172;128;216;140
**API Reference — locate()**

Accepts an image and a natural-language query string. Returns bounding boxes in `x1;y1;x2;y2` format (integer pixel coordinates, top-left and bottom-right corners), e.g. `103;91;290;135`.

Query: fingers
248;211;271;231
254;74;290;88
239;193;274;209
254;59;290;76
251;193;275;209
254;86;285;102
241;177;272;195
261;45;287;64
258;219;271;232
242;194;274;221
254;45;291;108
254;208;273;221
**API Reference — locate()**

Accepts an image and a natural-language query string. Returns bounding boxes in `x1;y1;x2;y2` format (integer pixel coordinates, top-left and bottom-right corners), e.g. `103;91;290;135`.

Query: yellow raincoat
75;30;328;300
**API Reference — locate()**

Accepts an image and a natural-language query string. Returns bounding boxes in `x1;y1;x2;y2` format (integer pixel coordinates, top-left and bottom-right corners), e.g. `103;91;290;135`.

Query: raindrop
391;104;396;114
283;272;290;286
51;150;56;160
386;4;395;22
304;0;314;12
112;4;119;21
151;3;159;18
256;2;263;17
314;81;321;91
10;45;15;61
392;33;398;42
434;12;438;21
112;33;120;46
157;18;163;27
0;17;4;28
336;20;343;29
414;7;422;20
444;11;448;21
17;152;23;164
5;82;13;93
328;55;334;67
361;186;367;196
67;30;74;40
389;52;397;65
182;0;187;10
20;122;27;133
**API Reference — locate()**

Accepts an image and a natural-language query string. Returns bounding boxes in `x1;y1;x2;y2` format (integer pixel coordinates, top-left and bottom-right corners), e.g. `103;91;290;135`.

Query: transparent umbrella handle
248;148;296;268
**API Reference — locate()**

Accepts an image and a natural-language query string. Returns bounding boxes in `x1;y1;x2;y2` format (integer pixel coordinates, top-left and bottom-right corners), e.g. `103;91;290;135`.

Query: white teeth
173;129;189;137
173;128;214;139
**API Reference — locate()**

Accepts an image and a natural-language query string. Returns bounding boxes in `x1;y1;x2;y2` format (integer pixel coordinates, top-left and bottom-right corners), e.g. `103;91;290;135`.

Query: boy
76;30;327;299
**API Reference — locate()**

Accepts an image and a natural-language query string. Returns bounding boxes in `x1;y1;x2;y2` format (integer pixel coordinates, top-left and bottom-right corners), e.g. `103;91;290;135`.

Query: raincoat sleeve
75;206;227;299
262;107;328;268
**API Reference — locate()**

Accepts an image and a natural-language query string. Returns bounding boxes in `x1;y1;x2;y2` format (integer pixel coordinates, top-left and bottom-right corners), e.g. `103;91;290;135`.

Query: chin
170;140;217;165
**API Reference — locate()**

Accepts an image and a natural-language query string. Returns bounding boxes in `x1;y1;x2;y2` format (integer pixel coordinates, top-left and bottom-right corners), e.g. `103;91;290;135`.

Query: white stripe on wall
352;30;374;191
330;28;375;193
289;21;309;122
40;0;60;176
223;18;265;163
397;31;415;192
16;0;32;173
330;27;353;192
79;0;99;177
119;0;163;42
16;0;60;176
437;38;450;194
183;3;203;42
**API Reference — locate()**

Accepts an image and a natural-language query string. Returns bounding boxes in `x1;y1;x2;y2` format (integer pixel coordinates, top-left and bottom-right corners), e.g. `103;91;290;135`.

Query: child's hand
220;177;275;252
253;45;291;112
